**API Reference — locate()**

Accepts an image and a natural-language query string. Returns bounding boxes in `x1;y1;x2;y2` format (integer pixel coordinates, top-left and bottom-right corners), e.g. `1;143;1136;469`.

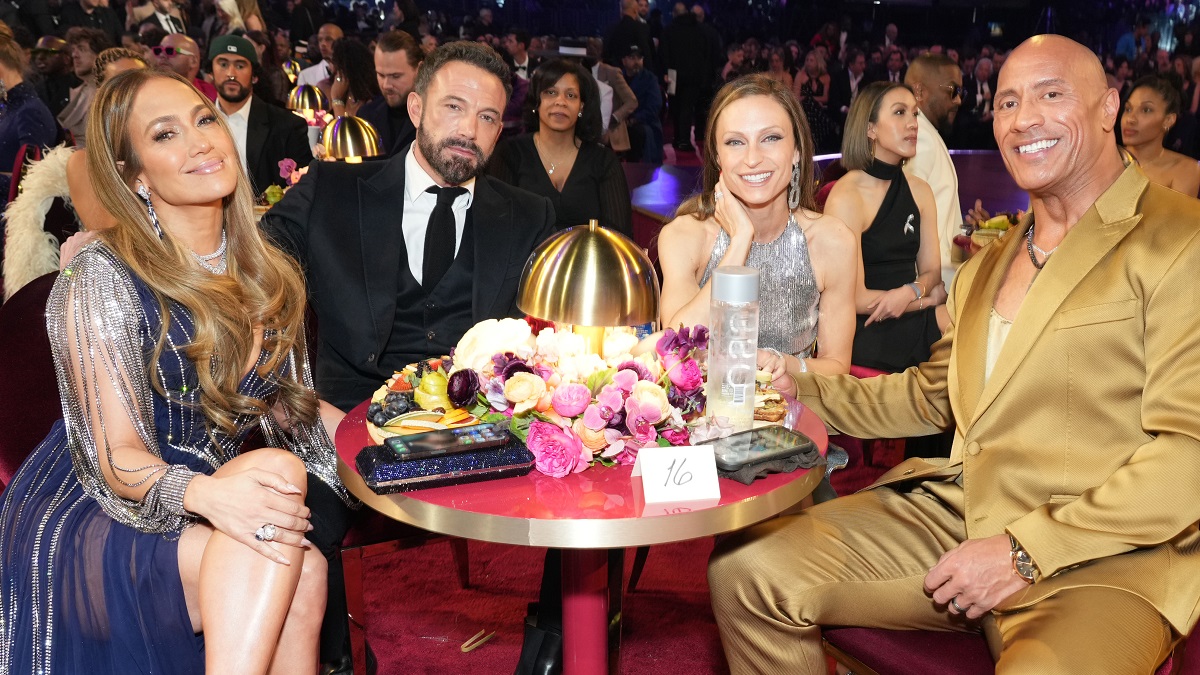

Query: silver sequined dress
0;243;347;674
700;214;821;357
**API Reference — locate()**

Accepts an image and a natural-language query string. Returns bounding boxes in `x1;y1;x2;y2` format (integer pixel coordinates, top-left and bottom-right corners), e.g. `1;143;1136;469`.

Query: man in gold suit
710;34;1200;674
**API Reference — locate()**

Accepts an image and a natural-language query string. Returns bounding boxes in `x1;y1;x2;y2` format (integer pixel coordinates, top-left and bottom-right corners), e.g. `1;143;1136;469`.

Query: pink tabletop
336;399;828;549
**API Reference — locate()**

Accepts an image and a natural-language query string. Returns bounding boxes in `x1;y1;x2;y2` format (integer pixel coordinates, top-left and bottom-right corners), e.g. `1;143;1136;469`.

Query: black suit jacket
260;148;556;407
58;2;121;45
828;68;871;119
244;97;313;195
356;97;415;158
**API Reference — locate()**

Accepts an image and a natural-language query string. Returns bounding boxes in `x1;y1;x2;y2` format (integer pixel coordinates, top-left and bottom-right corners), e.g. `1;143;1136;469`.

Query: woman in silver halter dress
659;74;857;395
0;70;344;674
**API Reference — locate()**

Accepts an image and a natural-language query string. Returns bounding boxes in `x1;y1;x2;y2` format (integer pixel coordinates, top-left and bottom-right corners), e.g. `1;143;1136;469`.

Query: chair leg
607;549;625;675
627;546;650;593
449;537;470;589
342;546;368;675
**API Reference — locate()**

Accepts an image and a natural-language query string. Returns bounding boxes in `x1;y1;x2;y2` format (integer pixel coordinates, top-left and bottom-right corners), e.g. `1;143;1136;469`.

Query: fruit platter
364;358;479;444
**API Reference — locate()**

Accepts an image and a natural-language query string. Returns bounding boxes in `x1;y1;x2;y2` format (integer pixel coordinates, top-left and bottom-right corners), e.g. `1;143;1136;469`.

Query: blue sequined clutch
356;439;535;494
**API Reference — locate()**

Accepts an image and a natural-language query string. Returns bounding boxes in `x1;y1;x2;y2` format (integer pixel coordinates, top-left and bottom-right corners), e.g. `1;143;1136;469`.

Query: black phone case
356;438;535;494
712;427;817;473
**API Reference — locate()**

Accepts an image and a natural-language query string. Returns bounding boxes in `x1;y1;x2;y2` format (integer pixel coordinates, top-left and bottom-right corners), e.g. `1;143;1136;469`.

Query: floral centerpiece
441;318;712;477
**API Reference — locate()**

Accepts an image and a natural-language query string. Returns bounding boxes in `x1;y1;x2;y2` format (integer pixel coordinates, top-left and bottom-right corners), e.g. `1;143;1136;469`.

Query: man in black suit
209;35;313;195
58;0;121;47
357;29;423;158
828;47;870;129
605;0;653;70
261;41;555;674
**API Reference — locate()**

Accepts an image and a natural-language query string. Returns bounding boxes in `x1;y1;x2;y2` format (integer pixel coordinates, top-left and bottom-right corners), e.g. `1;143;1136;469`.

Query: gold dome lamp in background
321;116;383;163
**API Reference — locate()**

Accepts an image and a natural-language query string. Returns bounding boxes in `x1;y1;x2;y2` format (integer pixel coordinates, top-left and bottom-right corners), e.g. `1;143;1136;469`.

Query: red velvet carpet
361;461;884;674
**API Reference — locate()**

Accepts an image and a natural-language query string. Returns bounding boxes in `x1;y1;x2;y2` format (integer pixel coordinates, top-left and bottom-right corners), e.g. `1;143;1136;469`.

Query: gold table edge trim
338;458;823;549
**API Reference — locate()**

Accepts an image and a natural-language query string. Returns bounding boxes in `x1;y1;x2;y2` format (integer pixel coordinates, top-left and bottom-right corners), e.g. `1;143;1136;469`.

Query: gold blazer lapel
954;215;1024;427
969;166;1148;427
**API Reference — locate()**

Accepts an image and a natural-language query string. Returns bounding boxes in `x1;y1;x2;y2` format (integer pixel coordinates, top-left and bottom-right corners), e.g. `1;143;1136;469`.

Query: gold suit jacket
795;165;1200;634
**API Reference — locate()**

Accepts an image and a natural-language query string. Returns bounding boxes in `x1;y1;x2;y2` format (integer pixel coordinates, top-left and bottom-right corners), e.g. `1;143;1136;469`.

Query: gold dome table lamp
286;84;329;121
517;220;660;355
322;116;382;163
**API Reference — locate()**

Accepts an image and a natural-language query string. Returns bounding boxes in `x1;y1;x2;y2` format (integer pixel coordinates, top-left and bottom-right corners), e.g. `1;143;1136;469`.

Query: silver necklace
192;229;228;274
1025;221;1058;270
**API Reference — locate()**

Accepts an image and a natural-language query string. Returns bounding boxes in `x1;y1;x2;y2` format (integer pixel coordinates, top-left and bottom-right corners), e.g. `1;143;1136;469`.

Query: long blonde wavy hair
675;73;816;220
86;68;317;436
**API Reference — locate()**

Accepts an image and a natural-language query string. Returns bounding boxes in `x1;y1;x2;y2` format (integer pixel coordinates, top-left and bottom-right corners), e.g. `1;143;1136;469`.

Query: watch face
1015;551;1036;579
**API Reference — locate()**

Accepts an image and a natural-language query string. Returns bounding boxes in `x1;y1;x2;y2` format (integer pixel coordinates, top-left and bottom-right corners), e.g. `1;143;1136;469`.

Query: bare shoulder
797;209;857;257
659;213;716;267
906;173;935;200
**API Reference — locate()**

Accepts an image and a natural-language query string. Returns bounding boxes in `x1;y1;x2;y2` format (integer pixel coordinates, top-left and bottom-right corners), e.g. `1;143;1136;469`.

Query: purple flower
668;384;706;416
624;398;659;445
485;378;509;411
498;354;534;382
533;364;554;382
527;420;590;478
616;360;653;381
551;383;591;418
278;158;297;179
657;325;710;358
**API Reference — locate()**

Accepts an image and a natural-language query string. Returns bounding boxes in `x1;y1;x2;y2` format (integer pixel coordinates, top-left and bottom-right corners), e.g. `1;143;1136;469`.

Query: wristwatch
1008;534;1038;584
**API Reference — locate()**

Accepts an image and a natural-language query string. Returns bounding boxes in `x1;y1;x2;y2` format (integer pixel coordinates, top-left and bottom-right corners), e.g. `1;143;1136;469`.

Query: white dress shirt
402;148;476;286
297;61;330;88
513;56;532;81
904;110;962;287
156;11;180;33
217;95;251;174
595;75;613;133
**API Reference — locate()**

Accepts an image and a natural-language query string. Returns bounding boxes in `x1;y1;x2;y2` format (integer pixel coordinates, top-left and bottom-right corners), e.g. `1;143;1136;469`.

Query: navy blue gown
0;243;342;674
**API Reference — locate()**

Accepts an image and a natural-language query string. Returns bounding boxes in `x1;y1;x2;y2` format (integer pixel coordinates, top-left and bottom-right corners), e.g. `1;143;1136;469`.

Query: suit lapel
471;177;514;321
245;99;269;186
954;214;1022;427
358;154;408;351
967;166;1148;427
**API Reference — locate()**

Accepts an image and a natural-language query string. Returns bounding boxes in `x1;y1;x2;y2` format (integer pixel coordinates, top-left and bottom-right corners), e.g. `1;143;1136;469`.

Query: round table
335;400;828;675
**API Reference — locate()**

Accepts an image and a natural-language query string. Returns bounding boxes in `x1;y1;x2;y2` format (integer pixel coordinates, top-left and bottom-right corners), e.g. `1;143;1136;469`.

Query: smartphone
383;423;511;461
356;440;534;494
711;426;816;473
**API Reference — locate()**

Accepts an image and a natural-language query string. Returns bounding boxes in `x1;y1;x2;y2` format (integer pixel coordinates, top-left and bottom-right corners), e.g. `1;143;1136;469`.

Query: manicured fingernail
286;483;302;494
302;538;313;548
307;523;314;531
277;556;292;565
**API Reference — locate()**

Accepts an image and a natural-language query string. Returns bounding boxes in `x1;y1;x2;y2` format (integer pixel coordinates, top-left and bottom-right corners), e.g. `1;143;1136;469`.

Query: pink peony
527;420;591;478
551;383;591;418
662;353;704;391
661;426;691;446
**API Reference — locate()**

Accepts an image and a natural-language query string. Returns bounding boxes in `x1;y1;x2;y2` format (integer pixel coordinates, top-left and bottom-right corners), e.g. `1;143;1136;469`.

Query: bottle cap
711;266;759;303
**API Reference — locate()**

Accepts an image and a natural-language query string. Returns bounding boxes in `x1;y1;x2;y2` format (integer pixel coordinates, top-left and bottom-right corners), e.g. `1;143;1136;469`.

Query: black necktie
422;185;467;291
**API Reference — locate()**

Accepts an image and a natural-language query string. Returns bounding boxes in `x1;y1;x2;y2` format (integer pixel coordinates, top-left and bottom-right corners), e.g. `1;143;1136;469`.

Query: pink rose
661;427;691;446
662;354;704;391
552;383;592;418
527;420;591;478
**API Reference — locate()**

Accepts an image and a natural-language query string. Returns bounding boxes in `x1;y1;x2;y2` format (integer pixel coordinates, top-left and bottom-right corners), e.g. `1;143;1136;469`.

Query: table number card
632;445;721;505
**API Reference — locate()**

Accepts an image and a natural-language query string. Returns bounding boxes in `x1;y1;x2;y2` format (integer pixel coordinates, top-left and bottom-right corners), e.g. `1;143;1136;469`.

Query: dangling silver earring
787;162;801;211
136;183;165;239
0;78;7;103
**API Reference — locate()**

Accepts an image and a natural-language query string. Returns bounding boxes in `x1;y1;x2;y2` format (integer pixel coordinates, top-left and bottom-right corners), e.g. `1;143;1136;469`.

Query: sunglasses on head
152;46;193;57
941;84;965;99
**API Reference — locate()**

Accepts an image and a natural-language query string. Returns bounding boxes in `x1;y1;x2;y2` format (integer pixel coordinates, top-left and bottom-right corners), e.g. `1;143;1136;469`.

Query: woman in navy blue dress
0;69;346;674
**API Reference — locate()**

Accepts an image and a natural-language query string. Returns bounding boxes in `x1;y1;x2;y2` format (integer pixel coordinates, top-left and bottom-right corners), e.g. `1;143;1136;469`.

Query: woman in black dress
487;58;632;237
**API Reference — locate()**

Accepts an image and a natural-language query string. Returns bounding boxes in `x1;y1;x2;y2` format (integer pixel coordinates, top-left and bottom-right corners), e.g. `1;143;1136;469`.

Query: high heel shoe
514;614;563;675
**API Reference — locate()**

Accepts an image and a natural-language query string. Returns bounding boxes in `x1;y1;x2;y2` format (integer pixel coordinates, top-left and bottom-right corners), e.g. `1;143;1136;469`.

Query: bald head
317;23;343;60
622;0;638;17
992;35;1124;202
159;33;199;79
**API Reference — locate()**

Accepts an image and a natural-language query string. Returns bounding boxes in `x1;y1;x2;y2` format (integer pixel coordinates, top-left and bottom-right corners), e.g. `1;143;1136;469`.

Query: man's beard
416;124;486;185
221;80;251;104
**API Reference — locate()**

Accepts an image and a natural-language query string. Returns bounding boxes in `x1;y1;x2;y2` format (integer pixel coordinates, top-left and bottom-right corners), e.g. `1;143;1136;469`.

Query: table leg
562;548;609;675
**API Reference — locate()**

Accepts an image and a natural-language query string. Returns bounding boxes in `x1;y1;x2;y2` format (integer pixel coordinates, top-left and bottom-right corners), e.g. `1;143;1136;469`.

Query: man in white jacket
905;53;964;287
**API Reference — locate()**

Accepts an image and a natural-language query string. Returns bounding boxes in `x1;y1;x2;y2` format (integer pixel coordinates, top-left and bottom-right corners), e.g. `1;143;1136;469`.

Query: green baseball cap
208;35;259;68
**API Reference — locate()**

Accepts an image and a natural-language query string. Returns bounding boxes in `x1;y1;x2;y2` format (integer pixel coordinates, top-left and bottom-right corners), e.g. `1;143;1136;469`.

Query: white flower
557;352;609;383
602;329;640;364
452;319;535;372
535;327;587;364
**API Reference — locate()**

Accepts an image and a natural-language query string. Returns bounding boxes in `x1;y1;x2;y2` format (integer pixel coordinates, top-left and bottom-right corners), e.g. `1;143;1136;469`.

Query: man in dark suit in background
358;29;423;157
828;47;871;130
261;41;555;675
605;0;653;71
209;35;312;195
59;0;121;46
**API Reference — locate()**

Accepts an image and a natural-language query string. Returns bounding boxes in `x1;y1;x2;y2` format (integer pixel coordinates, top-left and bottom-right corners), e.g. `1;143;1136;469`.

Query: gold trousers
708;486;1175;674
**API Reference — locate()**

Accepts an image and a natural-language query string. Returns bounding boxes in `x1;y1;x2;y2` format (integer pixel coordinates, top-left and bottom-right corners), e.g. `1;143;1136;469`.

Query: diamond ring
254;523;278;542
714;190;724;201
950;596;968;613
